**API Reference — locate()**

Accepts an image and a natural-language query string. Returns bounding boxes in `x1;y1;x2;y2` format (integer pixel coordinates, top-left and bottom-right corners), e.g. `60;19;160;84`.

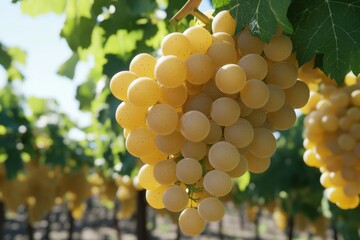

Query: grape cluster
110;10;308;236
300;67;360;209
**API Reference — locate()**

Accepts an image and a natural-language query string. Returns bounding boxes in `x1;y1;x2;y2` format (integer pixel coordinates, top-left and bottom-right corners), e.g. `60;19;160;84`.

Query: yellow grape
146;185;168;209
207;41;237;67
210;97;241;126
203;120;222;144
176;158;203;184
284;80;310;108
236;27;264;55
211;10;236;35
138;164;161;190
110;71;137;101
183;25;212;54
213;32;235;46
208;141;240;172
226;154;248;178
153;160;177;185
337;134;356;151
127;77;160;107
203;170;232;197
155;55;187;88
183;93;213;117
161;32;191;60
115;101;147;130
146;103;178;135
249;128;276;158
245;109;267;127
321;114;339;132
266;62;297;89
351;89;360;106
240;79;270;109
186;54;214;85
201;80;226;101
262;84;285;112
181;140;207;160
238;99;253;117
180;110;210;142
245;151;271;173
126;128;157;157
215;64;246;94
179;208;206;236
198;197;225;221
350;123;360;140
266;104;296;130
129;53;157;79
238;54;268;80
159;84;187;108
140;149;168;165
155;130;184;155
224;118;254;148
264;34;293;61
162;185;189;212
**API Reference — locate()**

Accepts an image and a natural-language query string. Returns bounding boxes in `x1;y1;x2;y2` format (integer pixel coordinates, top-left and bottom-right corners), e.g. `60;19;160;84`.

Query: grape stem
170;0;211;25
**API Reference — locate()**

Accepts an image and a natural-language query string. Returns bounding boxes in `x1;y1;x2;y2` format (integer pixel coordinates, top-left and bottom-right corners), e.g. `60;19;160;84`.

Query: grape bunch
300;67;360;209
110;10;309;236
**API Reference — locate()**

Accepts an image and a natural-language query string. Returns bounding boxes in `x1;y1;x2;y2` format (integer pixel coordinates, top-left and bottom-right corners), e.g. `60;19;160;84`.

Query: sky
0;0;213;128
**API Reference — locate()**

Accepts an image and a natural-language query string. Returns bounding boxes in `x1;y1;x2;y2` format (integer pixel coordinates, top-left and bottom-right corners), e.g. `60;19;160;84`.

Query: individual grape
320;172;332;188
211;10;236;35
161;32;191;60
181;140;207;160
176;158;203;184
321;114;339;132
266;104;296;130
236;27;264;55
346;107;360;121
337;134;356;151
208;141;240;171
226;154;248;178
126;128;157;157
203;170;232;197
262;84;285;112
351;90;360;106
129;53;157;79
201;80;225;101
110;71;137;100
284;80;310;108
127;77;160;107
245;151;271;173
350;123;360;140
185;54;214;85
162;185;188;212
147;104;178;135
245;109;267;127
159;84;187;108
303;150;322;168
186;81;203;96
146;185;168;209
264;34;293;61
203;120;222;144
329;91;350;109
343;183;359;197
266;62;297;89
224;118;254;148
215;64;246;94
155;130;184;155
180;111;210;142
249;128;276;158
153;160;177;185
207;41;237;67
238;99;253;116
238;54;268;80
182;93;213;117
213;32;235;46
240;79;270;109
210;97;241;126
179;208;206;236
115;101;147;130
198;197;225;221
155;55;187;88
183;25;212;54
140;149;168;165
138;164;161;190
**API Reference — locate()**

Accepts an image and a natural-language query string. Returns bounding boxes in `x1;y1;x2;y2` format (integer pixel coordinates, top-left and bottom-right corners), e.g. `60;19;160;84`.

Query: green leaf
76;79;96;111
213;0;230;9
221;0;293;42
20;0;66;16
288;0;360;84
8;47;26;64
237;171;250;191
57;53;79;79
0;43;12;69
27;97;47;116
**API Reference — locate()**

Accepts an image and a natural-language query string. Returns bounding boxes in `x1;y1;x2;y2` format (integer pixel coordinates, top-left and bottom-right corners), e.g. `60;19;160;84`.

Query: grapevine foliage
215;0;360;85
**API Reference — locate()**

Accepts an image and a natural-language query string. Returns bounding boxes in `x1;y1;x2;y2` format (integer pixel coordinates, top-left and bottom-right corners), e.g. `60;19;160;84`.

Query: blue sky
0;1;212;127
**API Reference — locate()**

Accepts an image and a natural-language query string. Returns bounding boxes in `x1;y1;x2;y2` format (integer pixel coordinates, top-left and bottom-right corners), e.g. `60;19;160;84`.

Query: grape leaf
20;0;66;16
57;53;79;79
288;0;360;84
217;0;293;42
212;0;230;8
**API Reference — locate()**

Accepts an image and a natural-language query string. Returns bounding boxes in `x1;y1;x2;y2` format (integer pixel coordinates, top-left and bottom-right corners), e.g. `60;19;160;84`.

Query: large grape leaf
288;0;360;85
215;0;293;42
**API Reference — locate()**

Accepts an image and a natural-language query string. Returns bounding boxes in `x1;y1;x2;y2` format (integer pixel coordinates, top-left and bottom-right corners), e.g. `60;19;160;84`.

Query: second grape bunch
110;10;309;236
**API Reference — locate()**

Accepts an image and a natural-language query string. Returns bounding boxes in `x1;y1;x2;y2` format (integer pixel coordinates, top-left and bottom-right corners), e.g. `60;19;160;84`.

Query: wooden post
136;190;148;240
